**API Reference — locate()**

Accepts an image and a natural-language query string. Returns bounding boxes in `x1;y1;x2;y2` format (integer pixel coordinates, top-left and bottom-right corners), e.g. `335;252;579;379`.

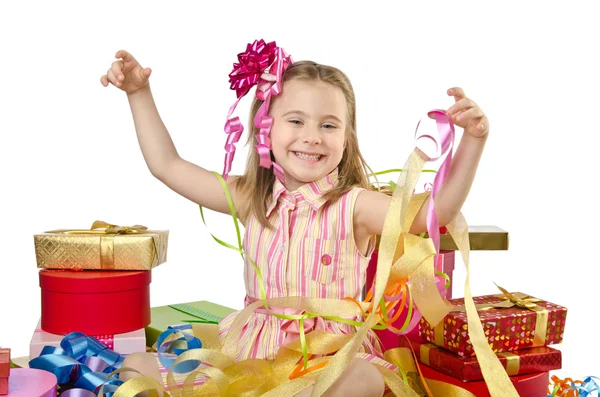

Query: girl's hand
446;87;489;138
100;50;152;95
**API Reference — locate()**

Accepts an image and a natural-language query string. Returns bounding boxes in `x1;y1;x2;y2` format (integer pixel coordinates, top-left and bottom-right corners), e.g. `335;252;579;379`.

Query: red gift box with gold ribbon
418;289;567;357
419;364;550;397
399;337;561;382
39;269;151;335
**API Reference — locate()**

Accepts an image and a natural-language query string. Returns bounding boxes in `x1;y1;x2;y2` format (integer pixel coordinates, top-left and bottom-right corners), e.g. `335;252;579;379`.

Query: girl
100;41;489;397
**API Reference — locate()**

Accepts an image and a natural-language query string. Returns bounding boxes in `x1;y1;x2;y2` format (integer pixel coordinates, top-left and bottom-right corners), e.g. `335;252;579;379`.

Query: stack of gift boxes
25;221;237;391
367;225;567;397
30;221;169;359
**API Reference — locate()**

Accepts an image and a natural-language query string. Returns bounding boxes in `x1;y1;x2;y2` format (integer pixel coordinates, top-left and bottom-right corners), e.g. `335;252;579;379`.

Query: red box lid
39;270;151;293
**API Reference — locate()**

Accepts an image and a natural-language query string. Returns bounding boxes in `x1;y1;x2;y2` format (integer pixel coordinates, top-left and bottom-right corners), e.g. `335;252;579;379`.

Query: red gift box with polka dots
418;292;567;357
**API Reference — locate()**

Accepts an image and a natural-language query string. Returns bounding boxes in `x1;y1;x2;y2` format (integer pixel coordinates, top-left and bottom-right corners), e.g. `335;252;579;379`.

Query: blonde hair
235;60;373;228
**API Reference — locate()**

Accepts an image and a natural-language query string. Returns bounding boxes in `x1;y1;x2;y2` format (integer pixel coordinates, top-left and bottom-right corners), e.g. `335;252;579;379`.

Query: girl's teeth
295;152;321;161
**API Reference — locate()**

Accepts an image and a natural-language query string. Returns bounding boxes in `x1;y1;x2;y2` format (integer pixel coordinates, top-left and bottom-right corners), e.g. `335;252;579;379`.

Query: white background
1;0;599;380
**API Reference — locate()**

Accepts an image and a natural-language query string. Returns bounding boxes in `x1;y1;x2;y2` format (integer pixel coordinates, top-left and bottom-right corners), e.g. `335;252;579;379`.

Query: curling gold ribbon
45;220;158;270
108;147;518;395
382;348;478;397
497;352;520;376
221;296;363;360
309;149;456;396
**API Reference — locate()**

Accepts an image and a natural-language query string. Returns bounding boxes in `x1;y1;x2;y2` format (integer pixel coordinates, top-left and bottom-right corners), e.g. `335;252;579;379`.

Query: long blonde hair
235;61;373;228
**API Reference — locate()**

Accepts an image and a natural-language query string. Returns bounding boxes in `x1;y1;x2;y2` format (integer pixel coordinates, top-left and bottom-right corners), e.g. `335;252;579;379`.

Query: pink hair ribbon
222;40;292;182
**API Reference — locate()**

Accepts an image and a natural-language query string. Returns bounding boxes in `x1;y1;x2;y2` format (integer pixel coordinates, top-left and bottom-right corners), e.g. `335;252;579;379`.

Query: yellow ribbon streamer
109;146;519;395
447;215;519;396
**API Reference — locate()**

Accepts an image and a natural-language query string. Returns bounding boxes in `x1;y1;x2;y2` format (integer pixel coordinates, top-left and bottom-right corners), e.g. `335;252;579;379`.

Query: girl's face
269;79;347;191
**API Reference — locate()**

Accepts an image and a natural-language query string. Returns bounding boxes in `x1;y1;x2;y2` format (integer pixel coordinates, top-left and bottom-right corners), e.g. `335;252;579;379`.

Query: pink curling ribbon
414;110;455;253
253;46;292;182
222;40;292;181
385;110;455;335
222;97;245;180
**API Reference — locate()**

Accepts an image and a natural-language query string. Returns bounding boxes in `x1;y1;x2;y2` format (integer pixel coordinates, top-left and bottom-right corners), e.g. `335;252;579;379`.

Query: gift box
146;301;236;348
419;290;567;357
374;225;509;251
40;269;151;335
0;348;9;395
399;337;561;382
3;368;57;397
435;225;509;251
366;250;455;352
419;364;549;397
34;221;168;270
29;320;146;360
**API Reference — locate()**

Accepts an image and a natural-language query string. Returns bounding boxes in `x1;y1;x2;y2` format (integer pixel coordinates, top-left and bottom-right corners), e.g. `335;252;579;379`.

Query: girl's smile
269;79;347;191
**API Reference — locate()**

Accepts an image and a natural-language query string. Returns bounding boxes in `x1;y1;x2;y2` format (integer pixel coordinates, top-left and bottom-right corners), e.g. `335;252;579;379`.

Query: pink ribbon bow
222;39;293;182
229;39;278;99
280;312;328;345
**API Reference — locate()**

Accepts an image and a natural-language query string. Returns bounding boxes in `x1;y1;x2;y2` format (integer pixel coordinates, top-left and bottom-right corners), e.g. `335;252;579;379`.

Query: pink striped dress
218;169;394;369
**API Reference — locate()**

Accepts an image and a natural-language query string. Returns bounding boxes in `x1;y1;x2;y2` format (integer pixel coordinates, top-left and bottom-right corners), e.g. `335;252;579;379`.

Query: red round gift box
420;363;549;397
40;270;151;335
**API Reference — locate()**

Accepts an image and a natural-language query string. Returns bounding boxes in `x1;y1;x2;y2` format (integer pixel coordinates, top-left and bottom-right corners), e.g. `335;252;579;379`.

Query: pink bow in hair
222;39;293;182
228;40;278;99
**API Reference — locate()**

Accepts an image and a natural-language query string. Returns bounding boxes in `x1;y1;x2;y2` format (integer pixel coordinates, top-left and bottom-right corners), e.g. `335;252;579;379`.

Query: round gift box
7;368;57;397
40;270;151;335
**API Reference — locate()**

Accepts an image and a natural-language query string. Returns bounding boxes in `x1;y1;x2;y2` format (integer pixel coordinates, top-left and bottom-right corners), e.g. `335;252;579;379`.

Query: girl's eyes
288;120;338;129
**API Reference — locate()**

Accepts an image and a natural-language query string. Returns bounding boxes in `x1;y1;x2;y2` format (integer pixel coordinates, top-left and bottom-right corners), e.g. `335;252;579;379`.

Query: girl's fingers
447;87;465;100
111;60;124;82
139;67;152;82
115;50;135;63
454;106;484;124
107;69;118;86
447;98;477;117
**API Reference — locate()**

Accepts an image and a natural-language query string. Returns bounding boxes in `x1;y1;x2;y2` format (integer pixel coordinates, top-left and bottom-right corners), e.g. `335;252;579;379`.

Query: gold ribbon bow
495;284;543;311
89;220;149;235
47;220;149;235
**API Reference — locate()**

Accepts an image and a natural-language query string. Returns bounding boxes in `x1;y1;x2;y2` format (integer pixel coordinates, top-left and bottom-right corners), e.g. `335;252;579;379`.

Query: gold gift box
370;184;509;251
376;225;509;251
34;223;169;270
437;225;509;251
